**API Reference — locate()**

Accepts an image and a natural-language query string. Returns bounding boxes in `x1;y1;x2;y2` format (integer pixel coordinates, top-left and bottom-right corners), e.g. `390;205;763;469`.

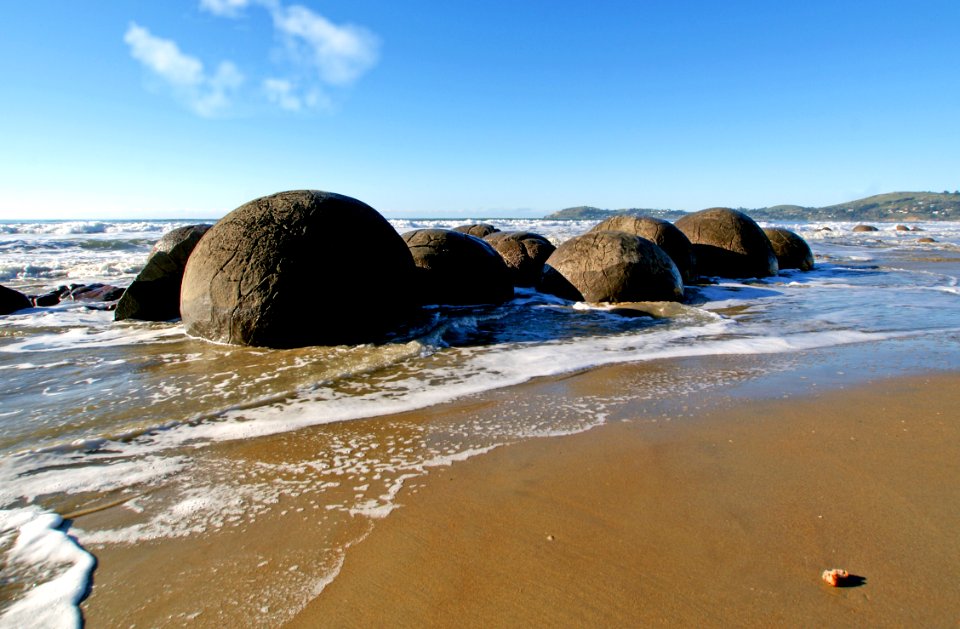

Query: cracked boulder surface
675;208;778;279
483;231;556;287
589;215;696;283
452;223;500;238
401;229;514;305
763;227;815;271
539;230;684;303
180;190;417;348
115;224;211;321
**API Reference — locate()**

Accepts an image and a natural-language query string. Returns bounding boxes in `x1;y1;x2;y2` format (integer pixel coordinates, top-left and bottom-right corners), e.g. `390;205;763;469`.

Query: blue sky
1;1;958;219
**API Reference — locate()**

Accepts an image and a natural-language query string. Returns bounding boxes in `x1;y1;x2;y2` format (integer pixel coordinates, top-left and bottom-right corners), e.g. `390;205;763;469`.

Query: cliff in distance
546;191;960;221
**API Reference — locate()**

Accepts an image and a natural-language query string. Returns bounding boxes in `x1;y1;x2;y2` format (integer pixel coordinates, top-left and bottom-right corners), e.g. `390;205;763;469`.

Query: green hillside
545;191;960;221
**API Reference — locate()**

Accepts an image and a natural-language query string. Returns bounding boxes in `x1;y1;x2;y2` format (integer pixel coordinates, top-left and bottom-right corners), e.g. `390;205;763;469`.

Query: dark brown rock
1;285;31;315
116;224;211;321
540;231;683;303
180;190;417;348
30;286;70;307
452;223;500;238
917;237;937;243
402;229;513;305
589;215;696;283
483;231;556;287
674;208;778;278
763;228;815;271
69;284;125;302
895;224;911;231
852;224;879;232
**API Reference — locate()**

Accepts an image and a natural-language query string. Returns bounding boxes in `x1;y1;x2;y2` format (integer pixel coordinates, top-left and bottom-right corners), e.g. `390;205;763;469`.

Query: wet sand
287;370;960;627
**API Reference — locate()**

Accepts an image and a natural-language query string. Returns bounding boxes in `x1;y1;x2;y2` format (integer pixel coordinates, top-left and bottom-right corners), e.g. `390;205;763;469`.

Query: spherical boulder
853;224;879;232
116;224;211;321
763;228;815;271
402;229;513;305
483;231;556;287
540;231;683;303
1;285;31;315
589;215;696;283
674;208;778;278
895;224;910;231
452;223;500;238
180;190;417;348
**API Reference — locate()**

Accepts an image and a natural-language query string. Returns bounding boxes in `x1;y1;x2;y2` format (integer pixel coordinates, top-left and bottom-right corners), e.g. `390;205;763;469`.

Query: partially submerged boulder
116;224;211;321
589;215;696;283
452;223;500;238
853;224;879;232
675;208;778;278
483;231;556;287
402;229;513;305
1;285;31;315
180;190;417;348
540;231;683;303
763;228;815;271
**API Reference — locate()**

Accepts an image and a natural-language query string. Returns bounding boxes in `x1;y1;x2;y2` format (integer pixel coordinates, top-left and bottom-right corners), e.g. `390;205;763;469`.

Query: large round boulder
180;190;417;348
402;229;513;305
540;231;683;303
1;285;31;315
116;224;211;321
452;223;499;238
852;224;879;232
482;231;556;287
763;228;814;271
589;215;696;283
674;208;778;278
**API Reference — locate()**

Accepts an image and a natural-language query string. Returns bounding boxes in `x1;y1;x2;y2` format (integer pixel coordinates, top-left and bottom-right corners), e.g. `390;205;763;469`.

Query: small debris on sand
821;568;849;586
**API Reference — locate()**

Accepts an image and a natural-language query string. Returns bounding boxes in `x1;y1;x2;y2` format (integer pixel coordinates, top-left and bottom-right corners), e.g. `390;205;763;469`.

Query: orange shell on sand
821;568;849;586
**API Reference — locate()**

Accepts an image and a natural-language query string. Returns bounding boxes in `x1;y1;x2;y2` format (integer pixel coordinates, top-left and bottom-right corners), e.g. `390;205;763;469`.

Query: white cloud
124;23;203;86
124;22;244;117
263;78;301;111
126;2;379;116
270;4;380;86
199;0;252;18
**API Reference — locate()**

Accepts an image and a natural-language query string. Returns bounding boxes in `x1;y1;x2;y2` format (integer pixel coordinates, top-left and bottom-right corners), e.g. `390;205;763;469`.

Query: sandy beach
285;368;960;628
75;352;960;627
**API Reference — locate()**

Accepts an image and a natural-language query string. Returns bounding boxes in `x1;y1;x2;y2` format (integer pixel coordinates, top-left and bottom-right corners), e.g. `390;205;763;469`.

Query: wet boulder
116;224;211;321
763;228;815;271
402;229;513;305
180;190;418;348
589;215;696;283
1;285;31;315
895;224;911;232
30;286;70;307
853;224;879;232
540;231;684;303
483;231;556;287
674;208;778;278
68;284;125;302
452;223;500;238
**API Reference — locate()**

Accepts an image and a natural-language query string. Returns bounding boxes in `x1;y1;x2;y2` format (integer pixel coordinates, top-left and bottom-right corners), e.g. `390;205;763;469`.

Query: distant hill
545;192;960;222
547;206;687;220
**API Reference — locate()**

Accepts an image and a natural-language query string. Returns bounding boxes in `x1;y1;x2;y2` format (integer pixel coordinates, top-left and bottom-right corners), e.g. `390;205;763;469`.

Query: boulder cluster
1;192;819;349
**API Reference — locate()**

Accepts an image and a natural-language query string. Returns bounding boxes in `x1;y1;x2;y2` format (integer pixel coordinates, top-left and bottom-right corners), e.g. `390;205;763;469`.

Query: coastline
75;347;960;626
284;367;960;628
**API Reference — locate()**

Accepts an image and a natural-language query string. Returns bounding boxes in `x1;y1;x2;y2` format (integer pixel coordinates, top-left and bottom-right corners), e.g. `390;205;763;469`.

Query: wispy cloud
126;2;379;115
124;23;244;116
270;4;380;86
199;0;251;18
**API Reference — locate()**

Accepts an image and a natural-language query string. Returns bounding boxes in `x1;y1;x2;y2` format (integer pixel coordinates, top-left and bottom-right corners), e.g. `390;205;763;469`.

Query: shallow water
0;217;958;627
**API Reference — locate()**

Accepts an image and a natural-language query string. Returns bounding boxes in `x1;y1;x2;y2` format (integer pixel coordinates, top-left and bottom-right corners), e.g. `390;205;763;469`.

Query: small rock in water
821;568;849;586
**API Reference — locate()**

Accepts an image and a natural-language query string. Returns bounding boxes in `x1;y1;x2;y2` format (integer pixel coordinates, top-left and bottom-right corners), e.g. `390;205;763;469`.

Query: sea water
0;218;958;626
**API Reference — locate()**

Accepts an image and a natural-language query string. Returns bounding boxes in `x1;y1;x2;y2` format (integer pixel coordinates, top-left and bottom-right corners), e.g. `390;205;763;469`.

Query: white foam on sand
0;507;95;629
